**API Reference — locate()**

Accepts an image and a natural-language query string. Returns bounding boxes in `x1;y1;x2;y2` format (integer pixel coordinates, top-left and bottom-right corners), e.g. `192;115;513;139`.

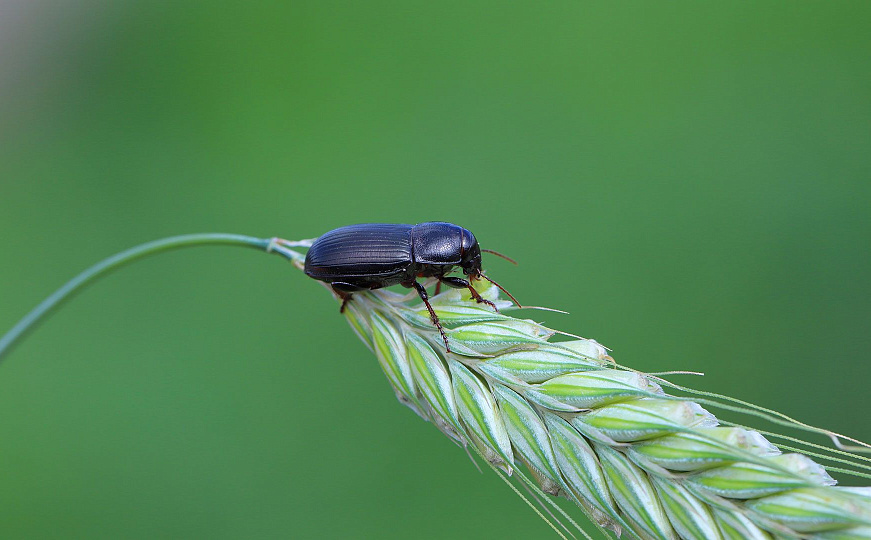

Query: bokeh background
1;2;870;538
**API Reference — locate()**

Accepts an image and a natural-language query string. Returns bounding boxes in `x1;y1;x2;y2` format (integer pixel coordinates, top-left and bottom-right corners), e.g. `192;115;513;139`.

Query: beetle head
458;228;522;307
459;228;482;276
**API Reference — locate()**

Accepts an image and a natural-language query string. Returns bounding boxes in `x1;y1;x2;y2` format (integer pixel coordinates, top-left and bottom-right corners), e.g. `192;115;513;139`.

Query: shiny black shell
304;222;478;288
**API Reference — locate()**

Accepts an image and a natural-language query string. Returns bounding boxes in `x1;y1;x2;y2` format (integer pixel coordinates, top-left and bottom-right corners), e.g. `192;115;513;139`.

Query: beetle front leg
405;280;451;353
438;276;497;311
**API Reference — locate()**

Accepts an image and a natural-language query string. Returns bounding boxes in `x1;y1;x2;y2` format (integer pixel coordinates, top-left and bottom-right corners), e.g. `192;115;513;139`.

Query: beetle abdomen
304;223;414;281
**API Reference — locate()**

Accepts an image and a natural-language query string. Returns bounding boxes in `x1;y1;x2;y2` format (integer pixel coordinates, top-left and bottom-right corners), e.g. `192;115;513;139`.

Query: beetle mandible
303;222;519;352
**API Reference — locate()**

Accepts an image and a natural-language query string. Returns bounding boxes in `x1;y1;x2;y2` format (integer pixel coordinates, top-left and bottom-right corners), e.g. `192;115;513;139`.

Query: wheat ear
270;240;871;540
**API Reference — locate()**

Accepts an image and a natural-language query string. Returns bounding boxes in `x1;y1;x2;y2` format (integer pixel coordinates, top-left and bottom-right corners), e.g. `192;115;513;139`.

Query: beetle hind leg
331;282;365;313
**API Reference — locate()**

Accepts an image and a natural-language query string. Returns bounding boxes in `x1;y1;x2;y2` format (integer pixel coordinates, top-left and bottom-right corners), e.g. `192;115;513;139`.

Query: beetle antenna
481;249;518;265
479;274;522;307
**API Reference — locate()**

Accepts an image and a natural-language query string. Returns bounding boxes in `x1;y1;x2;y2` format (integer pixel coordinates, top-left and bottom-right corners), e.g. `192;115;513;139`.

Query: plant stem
0;233;292;363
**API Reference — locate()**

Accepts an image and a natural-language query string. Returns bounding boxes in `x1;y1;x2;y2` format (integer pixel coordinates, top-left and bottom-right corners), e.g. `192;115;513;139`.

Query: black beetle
304;222;518;352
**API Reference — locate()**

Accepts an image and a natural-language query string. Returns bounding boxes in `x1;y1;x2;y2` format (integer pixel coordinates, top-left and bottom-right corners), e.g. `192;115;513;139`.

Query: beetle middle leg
331;282;365;313
404;280;451;353
438;276;497;311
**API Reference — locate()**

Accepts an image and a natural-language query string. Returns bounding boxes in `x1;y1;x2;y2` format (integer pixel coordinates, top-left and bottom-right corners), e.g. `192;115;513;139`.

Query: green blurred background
1;2;870;538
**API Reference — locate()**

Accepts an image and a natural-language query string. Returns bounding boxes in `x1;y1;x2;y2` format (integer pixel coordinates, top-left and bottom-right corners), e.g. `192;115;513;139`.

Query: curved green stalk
0;233;290;363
